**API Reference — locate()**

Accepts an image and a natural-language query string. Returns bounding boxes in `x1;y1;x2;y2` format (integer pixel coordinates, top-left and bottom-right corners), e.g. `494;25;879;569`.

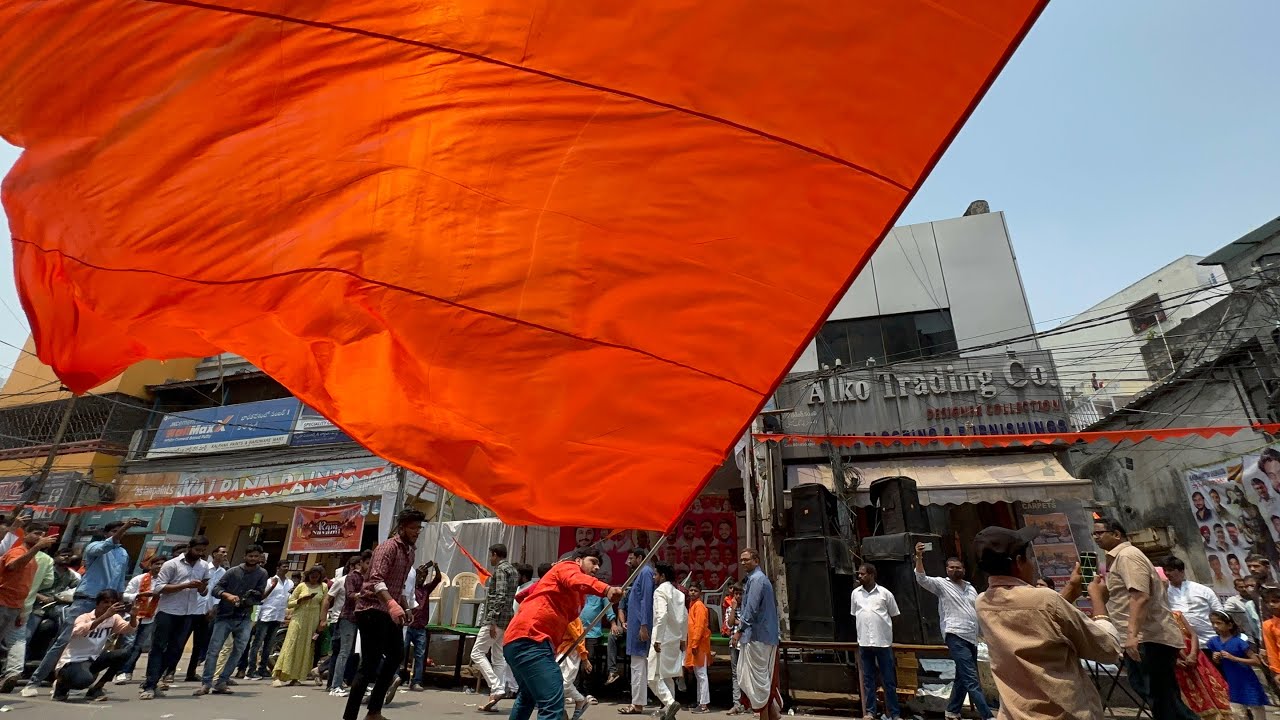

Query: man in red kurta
503;549;623;720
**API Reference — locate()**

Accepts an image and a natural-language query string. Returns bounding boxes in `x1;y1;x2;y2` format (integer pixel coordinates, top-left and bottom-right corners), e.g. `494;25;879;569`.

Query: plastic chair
451;572;482;625
452;572;481;599
428;573;452;624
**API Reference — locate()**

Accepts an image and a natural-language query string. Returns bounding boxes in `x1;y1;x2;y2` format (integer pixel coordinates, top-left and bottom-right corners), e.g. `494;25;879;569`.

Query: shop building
80;354;440;573
1070;216;1280;595
0;339;197;542
758;206;1097;647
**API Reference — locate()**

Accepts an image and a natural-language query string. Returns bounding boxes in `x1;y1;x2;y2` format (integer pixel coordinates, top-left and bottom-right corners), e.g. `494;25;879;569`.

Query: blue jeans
859;646;899;719
405;627;428;685
121;622;156;675
503;638;564;720
328;618;359;690
202;617;253;688
31;597;96;683
945;634;992;718
247;620;282;675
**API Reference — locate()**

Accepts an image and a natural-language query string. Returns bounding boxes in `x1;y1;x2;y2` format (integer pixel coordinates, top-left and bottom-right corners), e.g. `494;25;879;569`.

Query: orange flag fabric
0;1;1045;530
455;541;493;585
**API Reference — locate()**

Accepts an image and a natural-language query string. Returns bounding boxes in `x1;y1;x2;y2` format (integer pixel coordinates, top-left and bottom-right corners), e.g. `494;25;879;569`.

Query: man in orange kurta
684;584;713;713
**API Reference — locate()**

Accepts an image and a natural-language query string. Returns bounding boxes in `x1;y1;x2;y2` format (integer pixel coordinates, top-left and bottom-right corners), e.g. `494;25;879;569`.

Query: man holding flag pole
502;547;624;720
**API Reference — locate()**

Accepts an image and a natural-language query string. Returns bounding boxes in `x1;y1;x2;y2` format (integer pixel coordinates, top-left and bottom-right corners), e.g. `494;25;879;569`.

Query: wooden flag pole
556;532;670;665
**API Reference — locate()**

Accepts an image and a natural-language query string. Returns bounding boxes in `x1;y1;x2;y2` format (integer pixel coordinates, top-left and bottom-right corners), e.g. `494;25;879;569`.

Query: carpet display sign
287;503;365;554
1183;446;1280;596
558;494;739;589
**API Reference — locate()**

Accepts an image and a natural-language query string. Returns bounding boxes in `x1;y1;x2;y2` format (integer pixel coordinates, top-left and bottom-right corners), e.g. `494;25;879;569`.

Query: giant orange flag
0;1;1045;530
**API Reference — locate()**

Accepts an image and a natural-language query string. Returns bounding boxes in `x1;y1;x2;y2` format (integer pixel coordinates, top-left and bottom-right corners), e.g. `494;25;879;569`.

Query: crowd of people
9;506;1280;720
0;509;445;710
463;543;783;720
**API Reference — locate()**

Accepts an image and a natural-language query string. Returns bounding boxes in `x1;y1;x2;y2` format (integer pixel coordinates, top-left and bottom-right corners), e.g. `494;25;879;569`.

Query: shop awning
791;454;1091;507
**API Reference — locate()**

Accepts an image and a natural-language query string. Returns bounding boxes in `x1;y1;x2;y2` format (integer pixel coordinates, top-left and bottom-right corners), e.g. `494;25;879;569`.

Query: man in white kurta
647;563;687;720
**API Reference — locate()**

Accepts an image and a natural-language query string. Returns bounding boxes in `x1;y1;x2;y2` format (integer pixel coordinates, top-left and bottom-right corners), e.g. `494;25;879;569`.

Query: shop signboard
114;473;180;505
0;472;79;523
558;494;739;587
1181;447;1280;596
289;404;352;446
286;503;364;554
115;460;406;509
147;398;299;458
773;350;1070;457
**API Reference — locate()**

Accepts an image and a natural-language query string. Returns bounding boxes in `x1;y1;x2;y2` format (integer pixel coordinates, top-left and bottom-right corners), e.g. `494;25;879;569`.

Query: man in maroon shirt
502;548;623;720
344;508;424;720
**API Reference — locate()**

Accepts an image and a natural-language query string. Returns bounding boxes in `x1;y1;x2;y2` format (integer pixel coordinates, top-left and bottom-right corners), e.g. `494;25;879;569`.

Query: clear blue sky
1;0;1277;372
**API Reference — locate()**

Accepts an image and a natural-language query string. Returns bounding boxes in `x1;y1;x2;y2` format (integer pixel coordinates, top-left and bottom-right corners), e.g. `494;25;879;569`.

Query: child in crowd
1208;610;1270;720
684;584;712;714
557;617;591;720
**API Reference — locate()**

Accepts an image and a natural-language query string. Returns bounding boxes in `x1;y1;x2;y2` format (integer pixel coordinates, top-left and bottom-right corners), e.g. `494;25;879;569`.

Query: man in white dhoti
732;549;780;720
647;563;687;720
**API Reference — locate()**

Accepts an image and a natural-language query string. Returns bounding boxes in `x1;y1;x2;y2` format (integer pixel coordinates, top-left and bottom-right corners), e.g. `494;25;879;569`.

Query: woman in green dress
272;565;329;687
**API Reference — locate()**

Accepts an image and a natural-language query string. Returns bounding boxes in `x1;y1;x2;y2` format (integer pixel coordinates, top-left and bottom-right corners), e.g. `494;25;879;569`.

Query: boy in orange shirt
684;584;712;714
557;617;592;720
1263;589;1280;684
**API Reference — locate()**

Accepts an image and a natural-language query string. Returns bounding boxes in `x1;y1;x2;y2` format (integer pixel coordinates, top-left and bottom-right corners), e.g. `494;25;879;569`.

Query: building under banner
769;349;1097;645
739;207;1100;707
69;357;441;575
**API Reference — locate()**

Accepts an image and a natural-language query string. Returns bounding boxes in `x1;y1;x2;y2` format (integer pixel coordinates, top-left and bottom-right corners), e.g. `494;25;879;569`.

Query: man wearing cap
974;525;1119;720
1093;518;1200;720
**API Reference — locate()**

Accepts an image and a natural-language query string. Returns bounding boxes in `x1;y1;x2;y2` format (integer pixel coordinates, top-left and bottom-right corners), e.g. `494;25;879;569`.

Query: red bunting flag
754;424;1280;449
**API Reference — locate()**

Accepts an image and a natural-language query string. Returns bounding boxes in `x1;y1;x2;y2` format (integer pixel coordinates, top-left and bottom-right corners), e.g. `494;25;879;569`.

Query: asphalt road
1;676;490;720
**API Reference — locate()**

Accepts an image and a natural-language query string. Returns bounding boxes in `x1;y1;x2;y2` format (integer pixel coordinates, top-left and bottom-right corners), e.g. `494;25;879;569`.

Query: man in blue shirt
622;547;654;714
733;548;779;720
577;565;616;698
26;518;144;695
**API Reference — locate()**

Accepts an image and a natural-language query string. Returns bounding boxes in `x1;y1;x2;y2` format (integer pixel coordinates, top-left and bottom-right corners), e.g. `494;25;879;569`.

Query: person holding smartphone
27;517;143;697
914;542;992;720
0;522;57;689
53;589;137;702
139;536;212;700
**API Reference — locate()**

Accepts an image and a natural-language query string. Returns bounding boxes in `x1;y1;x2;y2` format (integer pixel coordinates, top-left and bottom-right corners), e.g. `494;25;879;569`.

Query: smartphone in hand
1080;552;1098;584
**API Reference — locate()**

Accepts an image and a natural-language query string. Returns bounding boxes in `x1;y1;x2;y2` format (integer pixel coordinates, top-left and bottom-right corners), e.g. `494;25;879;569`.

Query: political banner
287;503;365;554
558;495;739;589
1183;447;1280;596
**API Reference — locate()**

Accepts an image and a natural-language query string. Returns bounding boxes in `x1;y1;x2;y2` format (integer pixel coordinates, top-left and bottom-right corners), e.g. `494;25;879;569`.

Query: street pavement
0;675;741;720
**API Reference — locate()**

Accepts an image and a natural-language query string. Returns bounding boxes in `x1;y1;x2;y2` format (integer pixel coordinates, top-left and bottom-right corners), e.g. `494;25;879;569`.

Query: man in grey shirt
915;542;992;720
195;544;268;696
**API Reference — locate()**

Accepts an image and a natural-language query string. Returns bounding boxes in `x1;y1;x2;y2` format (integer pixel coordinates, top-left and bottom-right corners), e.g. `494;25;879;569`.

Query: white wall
793;211;1038;371
1039;256;1226;402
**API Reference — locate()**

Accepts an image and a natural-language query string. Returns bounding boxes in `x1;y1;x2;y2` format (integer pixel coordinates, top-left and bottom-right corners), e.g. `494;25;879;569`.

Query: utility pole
18;393;77;518
393;464;408;518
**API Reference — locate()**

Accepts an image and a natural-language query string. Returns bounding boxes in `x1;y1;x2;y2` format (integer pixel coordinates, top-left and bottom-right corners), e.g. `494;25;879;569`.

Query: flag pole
556;532;670;665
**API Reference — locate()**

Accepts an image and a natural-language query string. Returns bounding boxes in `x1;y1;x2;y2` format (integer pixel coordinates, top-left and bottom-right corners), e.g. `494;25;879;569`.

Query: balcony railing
0;394;151;457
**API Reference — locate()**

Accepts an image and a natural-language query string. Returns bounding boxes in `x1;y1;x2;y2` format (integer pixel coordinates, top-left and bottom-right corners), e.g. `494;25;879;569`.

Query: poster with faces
556;494;739;588
1184;451;1280;596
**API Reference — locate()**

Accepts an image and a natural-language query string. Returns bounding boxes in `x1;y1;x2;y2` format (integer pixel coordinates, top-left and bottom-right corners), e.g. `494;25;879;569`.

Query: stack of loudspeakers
782;483;855;641
865;476;943;645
